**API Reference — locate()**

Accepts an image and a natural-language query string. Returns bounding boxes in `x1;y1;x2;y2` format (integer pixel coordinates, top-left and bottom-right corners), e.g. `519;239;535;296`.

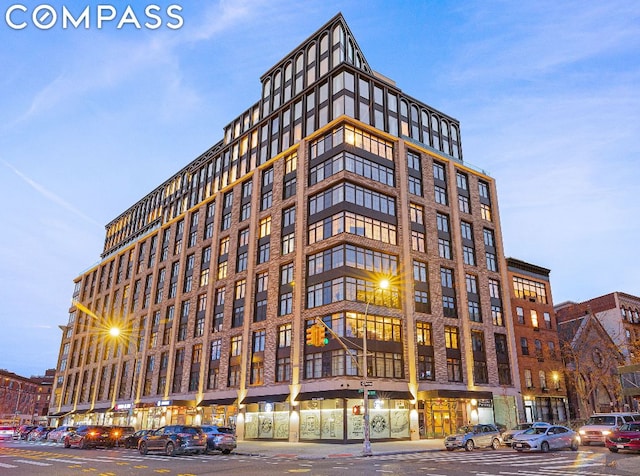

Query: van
578;413;640;445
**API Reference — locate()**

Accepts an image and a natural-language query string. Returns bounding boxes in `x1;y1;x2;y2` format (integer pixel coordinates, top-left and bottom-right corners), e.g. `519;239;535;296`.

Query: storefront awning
422;389;493;400
241;393;289;404
48;411;71;417
198;397;237;406
92;407;111;413
295;389;414;401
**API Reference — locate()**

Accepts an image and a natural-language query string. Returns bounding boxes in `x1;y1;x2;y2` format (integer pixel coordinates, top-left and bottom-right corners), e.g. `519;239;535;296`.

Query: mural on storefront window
300;409;321;439
273;411;289;439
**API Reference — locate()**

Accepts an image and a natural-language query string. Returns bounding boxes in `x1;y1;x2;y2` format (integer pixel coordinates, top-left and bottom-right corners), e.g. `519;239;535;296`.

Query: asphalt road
1;439;639;476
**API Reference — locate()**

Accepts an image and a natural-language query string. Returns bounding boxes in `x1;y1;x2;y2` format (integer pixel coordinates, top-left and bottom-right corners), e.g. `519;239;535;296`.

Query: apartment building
506;258;568;424
50;14;520;442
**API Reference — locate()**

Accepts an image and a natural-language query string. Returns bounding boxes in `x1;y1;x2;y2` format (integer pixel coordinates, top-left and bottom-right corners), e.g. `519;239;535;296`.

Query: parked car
138;425;206;456
27;426;55;441
123;429;153;449
502;422;551;446
605;421;640;453
578;413;640;446
444;424;502;451
47;425;77;443
14;425;37;440
512;425;580;452
63;425;114;449
199;425;237;454
108;426;136;446
0;426;15;441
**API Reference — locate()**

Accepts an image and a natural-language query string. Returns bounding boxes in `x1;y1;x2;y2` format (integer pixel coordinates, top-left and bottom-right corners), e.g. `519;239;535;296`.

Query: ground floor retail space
51;388;518;443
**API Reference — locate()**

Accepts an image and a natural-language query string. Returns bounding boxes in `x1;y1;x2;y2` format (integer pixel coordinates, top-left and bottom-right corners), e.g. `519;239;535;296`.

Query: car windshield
217;427;234;434
620;423;640;431
523;427;548;435
178;427;200;434
586;416;616;425
457;426;472;434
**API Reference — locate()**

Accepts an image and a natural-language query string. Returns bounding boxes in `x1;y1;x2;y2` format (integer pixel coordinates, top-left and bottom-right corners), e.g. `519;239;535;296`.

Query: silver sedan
512;425;580;453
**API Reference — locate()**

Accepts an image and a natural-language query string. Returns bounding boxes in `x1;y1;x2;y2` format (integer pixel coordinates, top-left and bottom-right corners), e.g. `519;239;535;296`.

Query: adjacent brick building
506;258;568;424
50;14;521;442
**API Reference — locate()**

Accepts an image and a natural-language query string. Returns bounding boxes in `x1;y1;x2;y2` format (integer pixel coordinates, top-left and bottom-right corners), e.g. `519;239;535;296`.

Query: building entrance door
432;410;452;437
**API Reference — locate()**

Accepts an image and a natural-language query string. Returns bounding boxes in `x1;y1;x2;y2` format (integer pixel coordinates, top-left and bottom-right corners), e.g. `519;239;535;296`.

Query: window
282;233;295;254
516;307;524;324
278;324;292;347
258;242;270;263
531;310;539;329
520;337;529;355
418;355;435;380
463;246;476;266
478;181;490;199
444;326;459;349
416;321;432;345
539;370;547;389
232;230;247;250
456;172;468;190
279;292;293;315
465;274;477;294
460;222;473;240
261;190;273;210
447;358;462;382
543;312;552;329
280;263;294;285
256;271;269;292
236;252;248;272
524;369;533;388
433;162;445;181
458;195;470;214
471;331;485;352
283;177;297;198
492;305;504;326
413;260;428;283
411;230;425;252
234;279;246;300
230;335;242;356
408;176;423;196
240;202;251;221
438;238;451;259
434;185;448;205
409;203;424;225
486;252;497;271
252;330;266;353
468;301;481;322
259;217;272;237
480;203;492;221
283;207;296;227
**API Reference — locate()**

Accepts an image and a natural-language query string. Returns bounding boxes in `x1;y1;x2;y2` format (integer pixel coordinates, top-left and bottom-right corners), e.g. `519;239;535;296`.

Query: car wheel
446;447;455;451
79;438;87;450
571;440;579;451
515;449;523;452
64;438;71;449
491;439;500;450
139;442;148;455
465;439;475;451
541;441;550;453
124;441;130;449
222;449;231;454
165;442;175;457
608;447;619;453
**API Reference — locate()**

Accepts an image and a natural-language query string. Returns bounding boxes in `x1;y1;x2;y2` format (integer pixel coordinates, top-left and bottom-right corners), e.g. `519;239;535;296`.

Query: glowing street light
362;278;389;456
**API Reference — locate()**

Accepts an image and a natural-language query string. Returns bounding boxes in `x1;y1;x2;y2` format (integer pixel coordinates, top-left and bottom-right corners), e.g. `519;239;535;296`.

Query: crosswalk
0;443;233;470
373;450;613;475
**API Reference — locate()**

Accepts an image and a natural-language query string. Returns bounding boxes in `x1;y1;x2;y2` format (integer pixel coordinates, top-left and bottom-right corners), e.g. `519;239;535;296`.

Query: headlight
579;430;586;435
602;430;611;436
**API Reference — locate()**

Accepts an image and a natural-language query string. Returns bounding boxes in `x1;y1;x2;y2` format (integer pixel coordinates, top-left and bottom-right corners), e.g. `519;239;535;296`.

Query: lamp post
362;279;389;456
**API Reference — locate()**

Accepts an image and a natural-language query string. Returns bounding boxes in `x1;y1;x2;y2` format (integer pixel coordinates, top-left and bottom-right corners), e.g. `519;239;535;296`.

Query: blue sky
1;0;638;378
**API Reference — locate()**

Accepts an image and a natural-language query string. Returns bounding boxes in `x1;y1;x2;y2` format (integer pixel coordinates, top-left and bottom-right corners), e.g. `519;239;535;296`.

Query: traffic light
306;325;315;346
321;326;329;346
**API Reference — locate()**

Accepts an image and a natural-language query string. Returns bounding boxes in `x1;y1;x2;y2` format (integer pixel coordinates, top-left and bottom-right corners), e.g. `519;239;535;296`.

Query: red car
605;421;640;453
64;425;114;449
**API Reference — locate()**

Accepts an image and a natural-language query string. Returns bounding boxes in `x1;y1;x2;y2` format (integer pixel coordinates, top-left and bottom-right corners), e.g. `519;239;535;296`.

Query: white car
512;425;580;453
0;426;14;441
502;422;550;446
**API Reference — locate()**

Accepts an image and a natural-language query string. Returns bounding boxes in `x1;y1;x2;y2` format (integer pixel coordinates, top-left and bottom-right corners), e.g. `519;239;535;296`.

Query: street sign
360;381;373;387
357;389;376;396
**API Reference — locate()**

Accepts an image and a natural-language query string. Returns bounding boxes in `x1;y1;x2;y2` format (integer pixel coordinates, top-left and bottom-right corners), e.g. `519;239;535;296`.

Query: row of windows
308;210;397;245
307;244;398;277
515;307;553;329
306;276;400;309
309;151;395;186
309;181;396;216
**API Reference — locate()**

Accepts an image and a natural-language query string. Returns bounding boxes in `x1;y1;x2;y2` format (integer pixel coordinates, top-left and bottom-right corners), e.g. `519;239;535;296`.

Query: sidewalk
234;438;445;459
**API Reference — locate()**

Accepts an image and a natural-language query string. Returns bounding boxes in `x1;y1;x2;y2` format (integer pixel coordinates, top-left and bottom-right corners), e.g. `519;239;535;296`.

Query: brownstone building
50;14;521;442
0;369;40;425
556;292;640;415
506;258;568;424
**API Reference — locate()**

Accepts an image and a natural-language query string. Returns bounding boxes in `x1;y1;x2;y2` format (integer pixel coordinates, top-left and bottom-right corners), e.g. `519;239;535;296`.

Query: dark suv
138;425;206;456
64;425;113;449
109;426;136;446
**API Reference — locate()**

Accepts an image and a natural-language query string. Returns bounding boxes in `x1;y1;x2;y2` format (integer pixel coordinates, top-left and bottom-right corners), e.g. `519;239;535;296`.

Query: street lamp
362;278;389;456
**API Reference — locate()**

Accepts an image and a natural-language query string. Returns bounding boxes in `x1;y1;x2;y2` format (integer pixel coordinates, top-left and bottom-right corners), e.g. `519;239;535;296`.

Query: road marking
0;462;18;468
12;459;52;466
45;457;85;464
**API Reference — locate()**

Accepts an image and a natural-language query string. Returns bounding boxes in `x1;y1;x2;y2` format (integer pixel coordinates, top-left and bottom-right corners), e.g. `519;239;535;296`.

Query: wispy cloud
1;159;102;228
